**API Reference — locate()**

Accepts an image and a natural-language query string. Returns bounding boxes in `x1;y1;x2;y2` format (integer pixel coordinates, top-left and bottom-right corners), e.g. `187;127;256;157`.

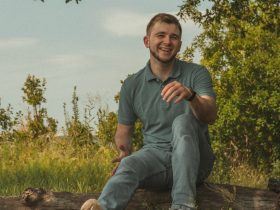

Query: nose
163;36;172;44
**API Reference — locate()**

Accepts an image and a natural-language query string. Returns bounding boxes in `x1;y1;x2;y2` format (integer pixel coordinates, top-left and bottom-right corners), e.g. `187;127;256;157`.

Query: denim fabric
98;113;215;210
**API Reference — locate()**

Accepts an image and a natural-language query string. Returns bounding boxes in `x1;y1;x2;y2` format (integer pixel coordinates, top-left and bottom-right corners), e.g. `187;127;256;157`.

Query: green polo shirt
118;59;215;150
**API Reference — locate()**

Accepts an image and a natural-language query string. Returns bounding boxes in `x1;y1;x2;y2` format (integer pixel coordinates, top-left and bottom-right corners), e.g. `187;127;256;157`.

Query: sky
0;0;207;129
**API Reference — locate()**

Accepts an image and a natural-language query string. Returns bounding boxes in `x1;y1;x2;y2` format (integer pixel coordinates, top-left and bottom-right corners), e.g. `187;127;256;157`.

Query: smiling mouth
159;47;172;53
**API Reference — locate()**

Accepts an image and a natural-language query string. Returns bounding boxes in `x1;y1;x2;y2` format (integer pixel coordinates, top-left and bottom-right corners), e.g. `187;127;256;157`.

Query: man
81;13;217;210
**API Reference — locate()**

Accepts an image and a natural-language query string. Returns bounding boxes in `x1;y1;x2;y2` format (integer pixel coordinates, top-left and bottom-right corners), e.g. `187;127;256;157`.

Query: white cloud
0;37;39;48
103;10;151;37
46;53;96;72
103;10;198;38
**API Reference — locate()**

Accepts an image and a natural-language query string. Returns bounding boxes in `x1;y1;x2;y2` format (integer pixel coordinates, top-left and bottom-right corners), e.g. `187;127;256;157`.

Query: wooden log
0;183;279;210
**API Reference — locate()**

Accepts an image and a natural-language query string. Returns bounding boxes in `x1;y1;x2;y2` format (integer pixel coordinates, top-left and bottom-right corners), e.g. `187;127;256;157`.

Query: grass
208;161;270;189
0;136;272;196
0;137;117;196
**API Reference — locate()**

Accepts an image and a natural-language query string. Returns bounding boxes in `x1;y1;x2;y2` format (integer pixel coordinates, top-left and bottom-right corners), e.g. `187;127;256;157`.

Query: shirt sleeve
117;81;137;125
193;66;216;98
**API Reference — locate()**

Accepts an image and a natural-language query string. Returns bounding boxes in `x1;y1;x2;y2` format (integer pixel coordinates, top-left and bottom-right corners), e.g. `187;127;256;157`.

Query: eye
170;35;179;40
157;34;165;38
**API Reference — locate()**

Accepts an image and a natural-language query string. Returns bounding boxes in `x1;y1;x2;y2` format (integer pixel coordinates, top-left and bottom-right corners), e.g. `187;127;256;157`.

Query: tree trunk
0;183;279;210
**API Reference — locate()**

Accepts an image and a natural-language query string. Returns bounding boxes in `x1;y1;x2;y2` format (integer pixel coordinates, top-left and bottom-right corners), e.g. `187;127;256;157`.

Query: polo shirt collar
145;59;181;82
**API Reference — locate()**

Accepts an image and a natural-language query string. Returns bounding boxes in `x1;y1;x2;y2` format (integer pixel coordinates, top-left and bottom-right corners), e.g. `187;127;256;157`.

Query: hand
161;81;192;104
111;145;129;176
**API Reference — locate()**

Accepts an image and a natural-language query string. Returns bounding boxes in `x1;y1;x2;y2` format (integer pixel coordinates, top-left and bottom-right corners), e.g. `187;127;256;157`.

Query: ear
143;36;149;48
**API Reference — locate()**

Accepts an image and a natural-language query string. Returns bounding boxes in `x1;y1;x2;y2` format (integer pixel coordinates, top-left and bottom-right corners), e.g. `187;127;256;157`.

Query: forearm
114;124;134;153
189;95;217;124
115;135;132;153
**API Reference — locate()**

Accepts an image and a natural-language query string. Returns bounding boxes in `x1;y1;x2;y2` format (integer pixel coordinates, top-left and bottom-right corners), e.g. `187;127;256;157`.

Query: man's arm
111;123;134;175
161;81;217;124
189;94;217;124
115;123;134;154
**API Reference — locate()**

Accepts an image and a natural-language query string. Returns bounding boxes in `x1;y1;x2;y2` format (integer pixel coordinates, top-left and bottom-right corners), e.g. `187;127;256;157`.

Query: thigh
139;163;173;190
117;147;171;186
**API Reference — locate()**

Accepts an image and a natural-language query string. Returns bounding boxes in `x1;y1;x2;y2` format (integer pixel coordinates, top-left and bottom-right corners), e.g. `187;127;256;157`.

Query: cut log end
268;178;280;193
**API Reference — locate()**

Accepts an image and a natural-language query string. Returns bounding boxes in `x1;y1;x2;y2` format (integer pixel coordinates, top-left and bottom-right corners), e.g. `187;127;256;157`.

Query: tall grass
0;137;117;196
208;161;269;189
0;137;273;196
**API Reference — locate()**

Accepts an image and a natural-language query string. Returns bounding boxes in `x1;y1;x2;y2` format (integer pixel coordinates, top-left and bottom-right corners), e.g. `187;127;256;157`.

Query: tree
0;100;22;140
178;0;280;170
22;75;57;138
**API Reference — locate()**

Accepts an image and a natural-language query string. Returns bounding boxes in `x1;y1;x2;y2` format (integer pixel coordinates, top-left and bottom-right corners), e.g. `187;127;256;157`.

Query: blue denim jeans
98;113;215;210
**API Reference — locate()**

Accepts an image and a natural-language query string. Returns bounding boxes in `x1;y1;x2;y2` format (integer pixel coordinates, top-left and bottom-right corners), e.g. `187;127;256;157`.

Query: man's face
144;22;182;64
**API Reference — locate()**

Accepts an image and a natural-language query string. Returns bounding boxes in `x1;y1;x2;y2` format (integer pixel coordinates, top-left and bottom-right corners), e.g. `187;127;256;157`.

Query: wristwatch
186;88;196;101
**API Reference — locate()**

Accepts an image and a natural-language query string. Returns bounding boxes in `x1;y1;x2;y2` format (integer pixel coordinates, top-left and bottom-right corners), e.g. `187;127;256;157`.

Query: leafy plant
63;86;94;145
22;75;57;139
178;0;280;170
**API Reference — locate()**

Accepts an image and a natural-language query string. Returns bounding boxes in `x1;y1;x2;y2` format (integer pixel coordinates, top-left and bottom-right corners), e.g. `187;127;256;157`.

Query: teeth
160;47;171;52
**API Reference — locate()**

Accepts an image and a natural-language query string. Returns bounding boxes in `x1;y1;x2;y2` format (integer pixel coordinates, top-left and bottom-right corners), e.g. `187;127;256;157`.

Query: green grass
0;137;272;196
0;138;117;196
208;161;270;189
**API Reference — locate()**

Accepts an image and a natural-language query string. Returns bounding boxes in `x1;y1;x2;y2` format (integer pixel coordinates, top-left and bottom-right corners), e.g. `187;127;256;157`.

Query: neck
149;57;176;81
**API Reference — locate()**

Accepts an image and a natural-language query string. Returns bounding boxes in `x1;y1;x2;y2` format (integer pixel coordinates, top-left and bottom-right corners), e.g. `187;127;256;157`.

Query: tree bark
0;183;279;210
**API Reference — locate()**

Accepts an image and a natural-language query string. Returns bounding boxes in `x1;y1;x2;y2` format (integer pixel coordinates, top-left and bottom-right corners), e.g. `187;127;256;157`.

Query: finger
119;145;130;156
174;93;186;104
165;84;186;102
165;89;180;103
162;84;179;101
174;86;189;103
161;81;177;96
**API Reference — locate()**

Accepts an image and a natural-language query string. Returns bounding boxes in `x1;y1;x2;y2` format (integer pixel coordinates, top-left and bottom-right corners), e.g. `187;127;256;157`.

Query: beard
150;48;177;64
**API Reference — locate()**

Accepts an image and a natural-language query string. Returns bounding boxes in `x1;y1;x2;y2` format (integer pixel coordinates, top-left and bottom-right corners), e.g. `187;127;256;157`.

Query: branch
40;0;82;3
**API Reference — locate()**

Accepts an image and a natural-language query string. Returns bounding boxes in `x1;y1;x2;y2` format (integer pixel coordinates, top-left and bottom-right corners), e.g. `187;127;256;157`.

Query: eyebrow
154;32;180;38
155;31;179;36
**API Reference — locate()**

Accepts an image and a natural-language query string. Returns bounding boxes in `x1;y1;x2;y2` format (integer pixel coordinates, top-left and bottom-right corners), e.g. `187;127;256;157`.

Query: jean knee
117;156;138;173
172;113;198;135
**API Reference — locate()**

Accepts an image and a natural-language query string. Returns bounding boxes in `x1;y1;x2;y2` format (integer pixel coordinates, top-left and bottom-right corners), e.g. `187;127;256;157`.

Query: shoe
80;198;103;210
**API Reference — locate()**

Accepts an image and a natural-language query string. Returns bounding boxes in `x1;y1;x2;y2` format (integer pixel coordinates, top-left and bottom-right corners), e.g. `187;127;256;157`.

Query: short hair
146;13;182;36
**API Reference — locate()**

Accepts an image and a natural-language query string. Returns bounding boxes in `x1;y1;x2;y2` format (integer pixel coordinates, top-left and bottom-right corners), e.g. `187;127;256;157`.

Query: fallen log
0;182;279;210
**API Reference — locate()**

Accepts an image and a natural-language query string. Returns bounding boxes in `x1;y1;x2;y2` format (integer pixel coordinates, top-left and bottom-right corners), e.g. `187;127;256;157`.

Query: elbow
208;110;218;125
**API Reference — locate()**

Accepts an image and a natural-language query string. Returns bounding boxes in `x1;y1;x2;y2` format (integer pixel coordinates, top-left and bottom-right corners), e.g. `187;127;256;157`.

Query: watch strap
187;88;196;101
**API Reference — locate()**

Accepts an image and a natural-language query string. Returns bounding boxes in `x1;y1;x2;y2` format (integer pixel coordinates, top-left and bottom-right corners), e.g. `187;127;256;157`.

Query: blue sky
0;0;207;129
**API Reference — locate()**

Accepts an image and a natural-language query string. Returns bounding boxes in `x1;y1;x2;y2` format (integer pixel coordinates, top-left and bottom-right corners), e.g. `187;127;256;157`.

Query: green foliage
0;101;22;140
63;86;94;145
271;160;280;179
0;138;116;195
22;75;58;139
178;0;280;170
22;75;46;110
96;109;118;146
0;138;270;196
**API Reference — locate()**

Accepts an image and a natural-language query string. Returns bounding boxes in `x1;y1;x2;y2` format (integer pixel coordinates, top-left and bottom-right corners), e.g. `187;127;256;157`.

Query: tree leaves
179;0;280;170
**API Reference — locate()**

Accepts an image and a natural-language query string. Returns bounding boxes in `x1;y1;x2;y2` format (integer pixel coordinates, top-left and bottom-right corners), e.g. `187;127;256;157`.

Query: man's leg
171;112;215;210
97;147;170;210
